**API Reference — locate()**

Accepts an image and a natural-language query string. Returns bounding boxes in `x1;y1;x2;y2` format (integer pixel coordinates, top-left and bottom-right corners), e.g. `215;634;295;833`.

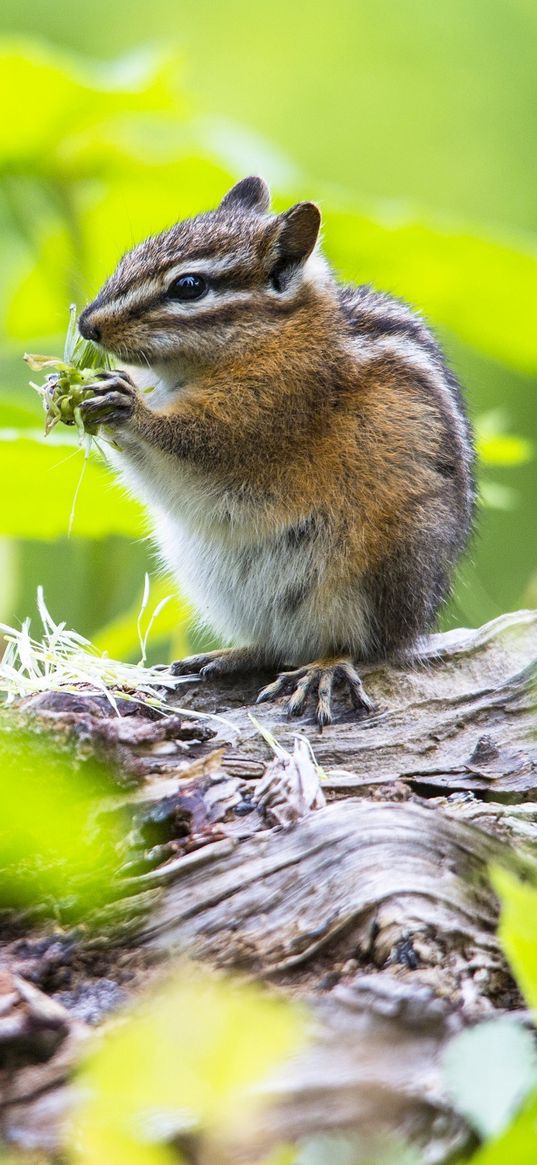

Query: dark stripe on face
209;269;259;292
95;266;266;319
94;282;258;326
122;294;165;321
107;256;261;302
164;292;306;330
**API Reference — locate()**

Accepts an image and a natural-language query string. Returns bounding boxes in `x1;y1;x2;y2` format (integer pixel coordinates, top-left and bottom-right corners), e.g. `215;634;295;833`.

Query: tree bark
1;609;537;1162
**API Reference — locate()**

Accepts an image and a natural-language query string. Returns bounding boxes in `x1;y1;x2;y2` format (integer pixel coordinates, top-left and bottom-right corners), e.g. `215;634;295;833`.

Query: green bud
60;398;75;419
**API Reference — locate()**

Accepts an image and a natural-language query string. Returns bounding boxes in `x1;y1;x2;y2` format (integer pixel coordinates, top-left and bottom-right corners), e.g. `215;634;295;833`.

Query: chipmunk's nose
78;309;102;343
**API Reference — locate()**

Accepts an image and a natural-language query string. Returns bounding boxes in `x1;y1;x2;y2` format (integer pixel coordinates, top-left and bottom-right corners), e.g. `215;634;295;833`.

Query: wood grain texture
1;609;537;1162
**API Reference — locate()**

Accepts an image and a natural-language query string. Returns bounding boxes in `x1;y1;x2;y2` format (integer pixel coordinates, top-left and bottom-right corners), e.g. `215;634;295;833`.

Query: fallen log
1;609;537;1162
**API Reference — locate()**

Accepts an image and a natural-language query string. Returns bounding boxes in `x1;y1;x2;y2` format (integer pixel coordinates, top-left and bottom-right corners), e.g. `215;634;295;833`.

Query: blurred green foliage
0;726;127;919
437;870;537;1165
444;1017;537;1141
0;436;142;539
492;867;537;1014
0;1;535;658
3;751;537;1163
72;970;303;1165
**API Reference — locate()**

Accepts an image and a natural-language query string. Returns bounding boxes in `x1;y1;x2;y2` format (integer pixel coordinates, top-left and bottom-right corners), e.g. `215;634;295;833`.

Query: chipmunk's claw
170;652;221;677
256;670;300;705
171;650;375;728
80;371;137;426
257;659;375;728
171;646;264;678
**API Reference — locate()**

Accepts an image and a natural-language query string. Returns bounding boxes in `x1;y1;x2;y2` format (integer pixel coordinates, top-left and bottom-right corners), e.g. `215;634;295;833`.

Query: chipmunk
78;176;475;726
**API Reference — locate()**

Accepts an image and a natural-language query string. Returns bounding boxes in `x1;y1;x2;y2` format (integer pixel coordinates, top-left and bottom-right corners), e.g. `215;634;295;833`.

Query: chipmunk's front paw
171;646;264;679
256;657;375;728
79;370;138;428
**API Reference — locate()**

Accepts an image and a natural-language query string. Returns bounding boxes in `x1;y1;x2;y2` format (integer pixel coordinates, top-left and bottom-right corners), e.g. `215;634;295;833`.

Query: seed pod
60;398;75;421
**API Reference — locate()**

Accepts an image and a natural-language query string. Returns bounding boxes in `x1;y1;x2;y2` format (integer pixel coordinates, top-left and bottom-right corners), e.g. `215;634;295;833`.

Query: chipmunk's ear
277;202;321;262
219;176;271;214
270;202;321;289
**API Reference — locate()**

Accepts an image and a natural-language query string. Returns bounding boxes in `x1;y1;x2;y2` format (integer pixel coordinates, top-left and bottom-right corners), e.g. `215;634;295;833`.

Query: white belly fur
106;429;371;665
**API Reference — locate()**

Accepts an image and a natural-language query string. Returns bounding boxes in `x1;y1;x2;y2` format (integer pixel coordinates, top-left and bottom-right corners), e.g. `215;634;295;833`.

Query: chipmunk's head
79;177;328;368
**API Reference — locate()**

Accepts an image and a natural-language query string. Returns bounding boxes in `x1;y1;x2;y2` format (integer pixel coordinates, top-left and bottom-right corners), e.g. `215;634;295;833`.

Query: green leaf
478;434;534;467
491;867;537;1013
0;392;40;428
73;971;304;1165
443;1018;537;1139
0;728;127;919
325;206;537;374
259;1149;297;1165
0;432;143;539
0;40;180;171
470;1089;537;1165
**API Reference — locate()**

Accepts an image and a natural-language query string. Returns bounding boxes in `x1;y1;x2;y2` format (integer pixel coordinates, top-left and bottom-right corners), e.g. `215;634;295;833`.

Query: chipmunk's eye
167;274;208;301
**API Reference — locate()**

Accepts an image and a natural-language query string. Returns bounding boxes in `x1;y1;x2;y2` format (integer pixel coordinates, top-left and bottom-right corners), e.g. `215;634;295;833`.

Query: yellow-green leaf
0;41;180;171
0;432;144;539
73;972;304;1165
477;433;534;467
470;1089;537;1165
0;728;126;918
491;867;537;1013
325;206;537;374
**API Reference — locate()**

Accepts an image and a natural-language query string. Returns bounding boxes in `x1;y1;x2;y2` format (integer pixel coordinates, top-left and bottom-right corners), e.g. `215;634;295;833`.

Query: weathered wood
1;610;537;1162
140;801;504;977
186;609;537;797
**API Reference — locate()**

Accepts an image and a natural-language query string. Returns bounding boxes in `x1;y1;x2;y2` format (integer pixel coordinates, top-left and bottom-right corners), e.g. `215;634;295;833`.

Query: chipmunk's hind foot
256;658;375;728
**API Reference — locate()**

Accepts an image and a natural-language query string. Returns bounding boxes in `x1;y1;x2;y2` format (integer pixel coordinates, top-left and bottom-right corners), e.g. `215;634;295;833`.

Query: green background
0;0;535;660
